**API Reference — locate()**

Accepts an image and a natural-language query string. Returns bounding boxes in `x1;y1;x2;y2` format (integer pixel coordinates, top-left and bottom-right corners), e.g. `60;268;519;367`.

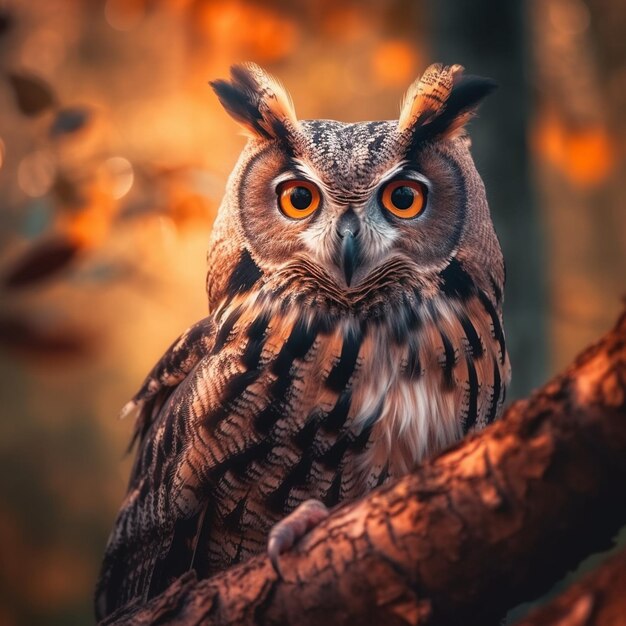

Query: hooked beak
341;232;358;287
338;209;361;287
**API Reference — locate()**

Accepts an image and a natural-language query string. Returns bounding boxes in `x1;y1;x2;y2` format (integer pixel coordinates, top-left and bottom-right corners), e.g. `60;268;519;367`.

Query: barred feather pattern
95;253;509;617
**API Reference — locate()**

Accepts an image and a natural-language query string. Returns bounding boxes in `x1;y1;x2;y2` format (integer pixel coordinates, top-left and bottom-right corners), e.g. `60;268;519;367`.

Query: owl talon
267;499;330;576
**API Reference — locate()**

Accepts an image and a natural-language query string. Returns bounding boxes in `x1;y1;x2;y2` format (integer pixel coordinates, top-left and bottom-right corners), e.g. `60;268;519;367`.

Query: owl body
96;64;510;620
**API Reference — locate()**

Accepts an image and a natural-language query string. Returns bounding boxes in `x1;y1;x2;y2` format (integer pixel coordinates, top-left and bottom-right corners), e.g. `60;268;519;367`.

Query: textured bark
515;549;626;626
104;309;626;626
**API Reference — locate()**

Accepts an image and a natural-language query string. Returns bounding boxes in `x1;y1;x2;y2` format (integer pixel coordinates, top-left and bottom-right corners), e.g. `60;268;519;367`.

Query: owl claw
267;499;330;577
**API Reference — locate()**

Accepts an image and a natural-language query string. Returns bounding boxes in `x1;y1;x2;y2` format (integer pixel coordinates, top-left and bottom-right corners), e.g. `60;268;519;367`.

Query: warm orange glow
63;185;116;248
104;0;146;32
371;41;417;86
532;113;616;188
20;28;66;74
321;8;368;43
197;2;298;62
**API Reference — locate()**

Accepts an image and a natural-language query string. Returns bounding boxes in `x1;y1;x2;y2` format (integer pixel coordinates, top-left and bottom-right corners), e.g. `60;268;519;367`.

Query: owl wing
95;315;218;620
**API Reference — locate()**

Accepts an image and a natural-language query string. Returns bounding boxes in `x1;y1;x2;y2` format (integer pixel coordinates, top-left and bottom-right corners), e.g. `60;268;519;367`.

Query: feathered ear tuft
210;63;299;141
398;63;496;141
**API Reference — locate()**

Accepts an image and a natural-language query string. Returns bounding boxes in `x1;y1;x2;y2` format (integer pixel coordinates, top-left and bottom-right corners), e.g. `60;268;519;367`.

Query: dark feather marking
490;274;503;303
294;412;321;450
459;314;484;358
486;357;501;424
463;357;479;432
241;312;270;369
391;297;421;343
323;391;351;432
271;317;318;376
219;438;273;479
318;436;351;468
403;293;423;330
350;423;374;453
222;498;246;531
325;326;363;392
146;510;203;602
266;454;314;513
439;330;457;389
152;443;167;484
253;402;280;435
254;349;293;435
159;403;177;457
204;369;261;432
440;257;475;300
405;337;421;380
324;471;342;507
226;249;263;298
212;305;243;354
477;290;506;364
376;463;390;487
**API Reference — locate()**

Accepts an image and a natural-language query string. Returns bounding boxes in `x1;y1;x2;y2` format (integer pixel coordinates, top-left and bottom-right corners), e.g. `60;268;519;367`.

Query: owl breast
185;266;508;572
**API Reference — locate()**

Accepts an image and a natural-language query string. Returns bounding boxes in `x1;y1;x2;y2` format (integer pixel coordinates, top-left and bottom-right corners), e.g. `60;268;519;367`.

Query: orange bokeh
532;112;617;188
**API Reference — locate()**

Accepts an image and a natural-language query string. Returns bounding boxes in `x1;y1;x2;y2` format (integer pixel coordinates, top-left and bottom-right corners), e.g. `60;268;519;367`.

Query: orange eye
381;179;427;219
277;180;321;219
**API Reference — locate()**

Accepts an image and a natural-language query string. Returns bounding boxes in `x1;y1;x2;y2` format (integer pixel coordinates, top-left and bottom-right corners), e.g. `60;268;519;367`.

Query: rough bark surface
104;310;626;626
515;549;626;626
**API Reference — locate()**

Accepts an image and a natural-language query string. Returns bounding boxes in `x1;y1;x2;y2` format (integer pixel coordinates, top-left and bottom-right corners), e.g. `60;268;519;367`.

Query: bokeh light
101;156;134;199
17;151;56;198
104;0;146;32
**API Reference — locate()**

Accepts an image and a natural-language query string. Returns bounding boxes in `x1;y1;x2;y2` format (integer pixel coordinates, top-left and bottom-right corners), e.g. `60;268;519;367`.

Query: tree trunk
103;307;626;626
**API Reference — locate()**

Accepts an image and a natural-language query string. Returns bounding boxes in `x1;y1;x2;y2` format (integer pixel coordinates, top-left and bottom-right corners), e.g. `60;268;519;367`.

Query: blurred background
0;0;623;623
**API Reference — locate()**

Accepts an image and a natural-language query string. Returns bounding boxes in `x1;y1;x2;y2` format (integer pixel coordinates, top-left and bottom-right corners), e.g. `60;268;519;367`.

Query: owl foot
267;499;329;577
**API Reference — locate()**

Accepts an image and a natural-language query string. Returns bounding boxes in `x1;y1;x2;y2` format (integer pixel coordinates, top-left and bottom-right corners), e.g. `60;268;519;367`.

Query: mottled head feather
210;62;299;140
398;63;496;142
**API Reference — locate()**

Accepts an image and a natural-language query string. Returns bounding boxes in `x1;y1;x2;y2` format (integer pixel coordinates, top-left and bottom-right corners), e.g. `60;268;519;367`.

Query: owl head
206;63;504;317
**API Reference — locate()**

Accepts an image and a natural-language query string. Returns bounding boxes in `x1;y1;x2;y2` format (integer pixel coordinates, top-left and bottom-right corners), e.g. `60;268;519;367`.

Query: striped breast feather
350;274;510;478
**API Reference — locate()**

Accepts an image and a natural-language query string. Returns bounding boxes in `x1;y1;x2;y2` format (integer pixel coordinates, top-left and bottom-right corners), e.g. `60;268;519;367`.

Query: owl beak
338;210;361;287
341;232;358;287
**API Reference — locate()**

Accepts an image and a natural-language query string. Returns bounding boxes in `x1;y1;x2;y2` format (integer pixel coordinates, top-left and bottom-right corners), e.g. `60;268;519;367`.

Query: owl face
208;63;502;312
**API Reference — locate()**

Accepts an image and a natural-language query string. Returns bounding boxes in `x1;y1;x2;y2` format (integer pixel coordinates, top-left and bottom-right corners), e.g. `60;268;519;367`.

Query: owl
95;62;510;620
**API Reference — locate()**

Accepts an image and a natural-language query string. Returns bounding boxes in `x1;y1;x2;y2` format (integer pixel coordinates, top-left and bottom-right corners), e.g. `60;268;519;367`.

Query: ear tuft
398;64;496;140
210;63;299;141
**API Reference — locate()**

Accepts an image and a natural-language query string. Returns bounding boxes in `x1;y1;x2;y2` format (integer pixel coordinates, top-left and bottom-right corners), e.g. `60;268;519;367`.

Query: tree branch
105;308;626;626
513;548;626;626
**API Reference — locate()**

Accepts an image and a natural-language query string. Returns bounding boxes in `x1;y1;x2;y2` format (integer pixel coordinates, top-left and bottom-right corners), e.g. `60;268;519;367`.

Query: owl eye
277;180;321;219
381;179;427;219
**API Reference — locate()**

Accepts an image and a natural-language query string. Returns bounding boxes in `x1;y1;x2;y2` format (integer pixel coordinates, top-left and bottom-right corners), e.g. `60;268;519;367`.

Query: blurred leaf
50;107;91;137
0;314;93;360
73;261;131;283
0;11;14;37
7;72;55;116
20;199;54;239
52;174;87;209
2;235;81;290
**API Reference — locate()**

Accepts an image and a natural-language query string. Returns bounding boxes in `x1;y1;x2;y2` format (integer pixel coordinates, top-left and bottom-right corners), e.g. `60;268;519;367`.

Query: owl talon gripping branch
96;62;510;620
267;499;330;577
